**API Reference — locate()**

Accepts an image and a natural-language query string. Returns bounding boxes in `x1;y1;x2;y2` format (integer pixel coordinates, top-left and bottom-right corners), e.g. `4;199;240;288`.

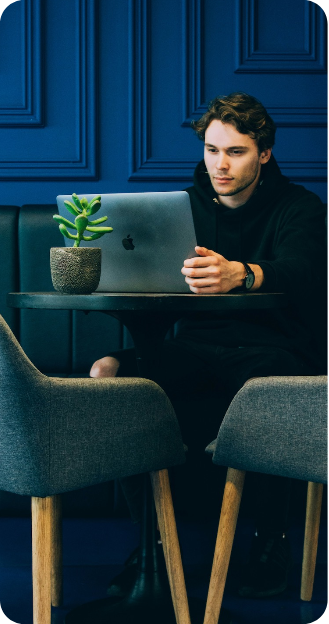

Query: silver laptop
56;191;197;293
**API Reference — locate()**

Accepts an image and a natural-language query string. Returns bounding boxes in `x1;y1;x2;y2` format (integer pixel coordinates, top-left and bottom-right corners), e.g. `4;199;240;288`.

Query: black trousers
111;339;313;528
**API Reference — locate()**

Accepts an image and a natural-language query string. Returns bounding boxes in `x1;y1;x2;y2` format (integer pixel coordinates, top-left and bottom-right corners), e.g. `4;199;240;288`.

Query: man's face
204;120;271;207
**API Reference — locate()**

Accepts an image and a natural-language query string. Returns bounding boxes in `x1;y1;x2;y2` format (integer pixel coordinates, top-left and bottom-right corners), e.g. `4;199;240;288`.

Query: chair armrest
47;376;186;495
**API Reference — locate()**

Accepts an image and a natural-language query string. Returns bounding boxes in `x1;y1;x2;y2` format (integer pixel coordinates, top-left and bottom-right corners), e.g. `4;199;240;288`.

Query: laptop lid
56;191;197;293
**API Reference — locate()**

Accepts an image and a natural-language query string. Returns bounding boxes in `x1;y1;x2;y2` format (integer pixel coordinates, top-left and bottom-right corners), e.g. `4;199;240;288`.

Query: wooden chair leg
301;481;323;601
150;469;191;624
31;496;52;624
50;494;63;607
203;468;246;624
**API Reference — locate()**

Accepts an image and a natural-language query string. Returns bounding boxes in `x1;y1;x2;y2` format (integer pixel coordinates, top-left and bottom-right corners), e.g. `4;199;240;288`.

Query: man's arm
181;246;264;294
254;201;326;297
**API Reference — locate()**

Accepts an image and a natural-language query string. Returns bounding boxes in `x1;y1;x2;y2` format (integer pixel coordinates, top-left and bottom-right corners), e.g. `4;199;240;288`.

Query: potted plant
51;193;113;294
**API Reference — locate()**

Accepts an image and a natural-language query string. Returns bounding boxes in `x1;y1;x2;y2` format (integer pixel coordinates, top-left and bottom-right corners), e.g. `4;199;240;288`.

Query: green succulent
53;193;113;247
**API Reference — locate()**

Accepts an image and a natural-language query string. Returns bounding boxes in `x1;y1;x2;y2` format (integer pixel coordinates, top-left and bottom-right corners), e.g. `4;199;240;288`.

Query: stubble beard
212;162;260;197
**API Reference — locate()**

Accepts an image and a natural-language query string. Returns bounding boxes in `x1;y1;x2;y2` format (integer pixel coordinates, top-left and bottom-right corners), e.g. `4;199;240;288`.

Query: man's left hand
181;246;246;294
182;247;264;295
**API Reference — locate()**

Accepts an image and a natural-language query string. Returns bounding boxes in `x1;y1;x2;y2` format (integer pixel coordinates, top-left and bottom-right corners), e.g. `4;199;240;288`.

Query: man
90;93;326;598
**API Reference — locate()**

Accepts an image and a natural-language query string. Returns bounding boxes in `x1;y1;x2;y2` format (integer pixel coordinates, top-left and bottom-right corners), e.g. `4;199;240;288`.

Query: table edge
7;291;287;311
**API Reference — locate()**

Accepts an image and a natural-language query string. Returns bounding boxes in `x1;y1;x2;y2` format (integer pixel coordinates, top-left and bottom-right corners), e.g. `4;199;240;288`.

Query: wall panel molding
182;0;204;127
0;0;98;180
278;161;327;181
235;0;327;73
182;0;326;128
128;0;151;179
0;0;43;127
129;0;326;182
129;0;205;181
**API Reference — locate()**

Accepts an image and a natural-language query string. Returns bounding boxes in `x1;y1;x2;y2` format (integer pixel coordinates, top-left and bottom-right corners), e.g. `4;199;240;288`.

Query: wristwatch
241;262;255;291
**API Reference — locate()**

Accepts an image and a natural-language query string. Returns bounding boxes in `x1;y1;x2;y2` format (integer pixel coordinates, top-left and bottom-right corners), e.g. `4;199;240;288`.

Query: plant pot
50;247;101;294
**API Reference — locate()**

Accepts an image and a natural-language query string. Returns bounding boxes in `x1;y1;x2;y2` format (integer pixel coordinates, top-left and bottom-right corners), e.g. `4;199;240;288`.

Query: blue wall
0;0;327;205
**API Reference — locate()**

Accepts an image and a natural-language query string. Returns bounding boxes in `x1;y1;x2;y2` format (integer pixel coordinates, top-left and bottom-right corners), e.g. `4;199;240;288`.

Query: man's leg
90;356;120;378
89;342;227;597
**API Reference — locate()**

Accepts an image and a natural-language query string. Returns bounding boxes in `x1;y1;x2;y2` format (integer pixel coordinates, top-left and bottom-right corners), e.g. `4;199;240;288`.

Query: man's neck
218;169;262;209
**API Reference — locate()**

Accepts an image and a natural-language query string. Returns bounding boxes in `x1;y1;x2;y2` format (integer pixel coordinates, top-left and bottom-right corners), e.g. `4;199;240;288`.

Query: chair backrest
0;315;186;498
0;313;44;383
211;376;327;484
0;315;51;495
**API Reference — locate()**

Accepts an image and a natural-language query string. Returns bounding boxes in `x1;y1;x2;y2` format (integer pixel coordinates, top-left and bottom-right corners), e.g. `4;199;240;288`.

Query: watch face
245;273;255;290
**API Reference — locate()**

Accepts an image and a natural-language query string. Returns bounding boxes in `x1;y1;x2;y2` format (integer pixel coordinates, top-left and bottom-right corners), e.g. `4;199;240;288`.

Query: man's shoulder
183;185;207;207
184;184;196;195
276;180;324;212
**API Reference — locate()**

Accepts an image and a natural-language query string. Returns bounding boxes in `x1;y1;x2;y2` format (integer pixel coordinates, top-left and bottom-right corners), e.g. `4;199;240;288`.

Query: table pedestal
65;433;231;624
65;476;178;624
65;476;229;622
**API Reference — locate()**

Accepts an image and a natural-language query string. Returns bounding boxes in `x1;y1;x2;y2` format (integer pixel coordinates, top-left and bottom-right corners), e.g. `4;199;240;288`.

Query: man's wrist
229;261;265;292
231;262;248;289
234;262;264;291
248;263;264;291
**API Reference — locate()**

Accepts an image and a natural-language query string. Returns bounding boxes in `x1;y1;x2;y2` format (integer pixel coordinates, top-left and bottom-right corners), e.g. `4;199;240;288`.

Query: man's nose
215;152;229;170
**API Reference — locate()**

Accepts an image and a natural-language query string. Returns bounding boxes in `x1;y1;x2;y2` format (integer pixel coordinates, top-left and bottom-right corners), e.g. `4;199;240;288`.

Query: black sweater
176;156;327;371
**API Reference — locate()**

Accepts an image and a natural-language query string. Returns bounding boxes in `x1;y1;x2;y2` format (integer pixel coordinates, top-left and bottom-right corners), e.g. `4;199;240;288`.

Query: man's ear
260;148;272;164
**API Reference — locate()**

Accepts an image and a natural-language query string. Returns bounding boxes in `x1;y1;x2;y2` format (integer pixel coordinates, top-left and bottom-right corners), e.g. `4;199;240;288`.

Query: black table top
7;291;287;312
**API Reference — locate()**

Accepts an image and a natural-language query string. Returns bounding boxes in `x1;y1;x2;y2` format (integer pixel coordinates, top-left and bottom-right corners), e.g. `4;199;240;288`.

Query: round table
8;291;287;624
7;291;287;377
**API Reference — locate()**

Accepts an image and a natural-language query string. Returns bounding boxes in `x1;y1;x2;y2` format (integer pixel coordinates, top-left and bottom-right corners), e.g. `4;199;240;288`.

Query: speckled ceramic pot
50;247;101;294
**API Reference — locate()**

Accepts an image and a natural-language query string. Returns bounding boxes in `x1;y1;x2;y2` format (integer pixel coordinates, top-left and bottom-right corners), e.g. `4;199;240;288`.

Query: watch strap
241;262;255;290
241;261;252;276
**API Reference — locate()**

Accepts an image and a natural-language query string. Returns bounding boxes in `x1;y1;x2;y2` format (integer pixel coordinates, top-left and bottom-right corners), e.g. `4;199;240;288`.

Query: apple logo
122;234;135;250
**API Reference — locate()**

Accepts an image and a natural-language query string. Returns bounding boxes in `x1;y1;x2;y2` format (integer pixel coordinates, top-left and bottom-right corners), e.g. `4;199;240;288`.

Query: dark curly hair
191;92;276;153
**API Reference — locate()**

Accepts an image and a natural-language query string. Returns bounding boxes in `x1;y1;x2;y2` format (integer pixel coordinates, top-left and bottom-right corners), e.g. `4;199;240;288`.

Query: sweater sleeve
255;192;326;298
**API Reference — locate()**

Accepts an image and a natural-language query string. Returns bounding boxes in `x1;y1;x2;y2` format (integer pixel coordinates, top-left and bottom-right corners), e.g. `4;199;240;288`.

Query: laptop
56;191;198;293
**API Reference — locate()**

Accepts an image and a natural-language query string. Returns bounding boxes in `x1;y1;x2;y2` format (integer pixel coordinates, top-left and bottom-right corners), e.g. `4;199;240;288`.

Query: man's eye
230;150;243;155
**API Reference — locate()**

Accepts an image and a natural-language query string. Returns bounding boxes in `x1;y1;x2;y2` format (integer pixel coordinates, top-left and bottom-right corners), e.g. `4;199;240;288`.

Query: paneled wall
0;0;326;205
0;0;326;517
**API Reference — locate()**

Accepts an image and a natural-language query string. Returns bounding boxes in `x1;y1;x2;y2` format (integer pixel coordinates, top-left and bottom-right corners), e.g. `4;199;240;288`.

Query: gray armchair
202;376;327;624
0;315;190;624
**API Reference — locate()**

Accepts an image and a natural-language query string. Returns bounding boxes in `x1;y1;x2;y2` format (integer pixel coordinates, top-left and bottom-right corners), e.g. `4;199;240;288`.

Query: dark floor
0;509;326;624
